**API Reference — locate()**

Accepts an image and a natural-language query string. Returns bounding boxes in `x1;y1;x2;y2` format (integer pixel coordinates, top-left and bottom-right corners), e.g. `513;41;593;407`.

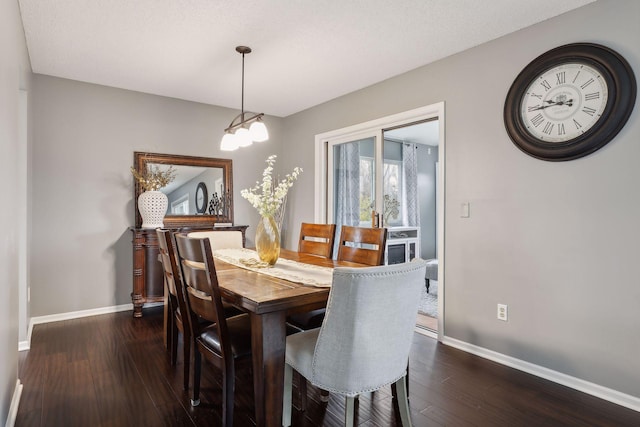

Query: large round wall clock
504;43;636;161
195;182;208;214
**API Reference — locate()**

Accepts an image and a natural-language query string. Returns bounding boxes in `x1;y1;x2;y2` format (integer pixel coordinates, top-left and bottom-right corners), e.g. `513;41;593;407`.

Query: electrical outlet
497;304;508;321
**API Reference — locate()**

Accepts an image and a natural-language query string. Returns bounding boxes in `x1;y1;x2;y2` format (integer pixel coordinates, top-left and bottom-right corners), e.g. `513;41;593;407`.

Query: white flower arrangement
240;155;302;223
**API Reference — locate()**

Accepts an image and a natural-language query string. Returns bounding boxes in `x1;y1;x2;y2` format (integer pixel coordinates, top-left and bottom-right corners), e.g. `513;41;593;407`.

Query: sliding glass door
327;134;379;226
327;130;425;230
316;102;445;339
327;133;381;256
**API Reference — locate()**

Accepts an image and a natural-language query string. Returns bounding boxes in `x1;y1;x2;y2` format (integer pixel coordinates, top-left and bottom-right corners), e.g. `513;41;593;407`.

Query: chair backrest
157;229;189;317
310;260;427;396
174;232;233;357
336;226;387;266
187;230;244;251
298;223;337;259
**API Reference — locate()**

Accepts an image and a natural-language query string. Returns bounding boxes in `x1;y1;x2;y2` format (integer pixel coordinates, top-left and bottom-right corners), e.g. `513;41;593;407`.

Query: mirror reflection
153;164;227;216
134;152;233;228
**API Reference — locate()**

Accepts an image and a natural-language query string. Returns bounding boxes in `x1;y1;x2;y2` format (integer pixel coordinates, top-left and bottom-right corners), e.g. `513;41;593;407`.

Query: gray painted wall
280;0;640;399
30;75;284;317
0;0;31;422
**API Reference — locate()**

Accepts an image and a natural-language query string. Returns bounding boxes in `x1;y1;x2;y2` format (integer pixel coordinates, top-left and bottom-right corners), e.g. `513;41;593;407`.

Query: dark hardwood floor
16;306;640;426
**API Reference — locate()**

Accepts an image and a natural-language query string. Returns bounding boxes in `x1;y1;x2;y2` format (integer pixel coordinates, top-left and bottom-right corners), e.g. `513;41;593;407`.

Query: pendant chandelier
220;46;269;151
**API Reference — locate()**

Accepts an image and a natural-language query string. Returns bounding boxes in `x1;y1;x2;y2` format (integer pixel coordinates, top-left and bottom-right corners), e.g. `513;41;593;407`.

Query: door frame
314;102;446;341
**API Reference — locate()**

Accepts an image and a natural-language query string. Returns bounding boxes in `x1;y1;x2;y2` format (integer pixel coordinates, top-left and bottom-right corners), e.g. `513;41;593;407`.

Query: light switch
461;202;470;218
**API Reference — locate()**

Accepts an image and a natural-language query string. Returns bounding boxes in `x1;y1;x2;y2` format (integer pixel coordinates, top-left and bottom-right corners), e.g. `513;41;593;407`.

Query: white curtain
333;141;360;257
402;143;419;226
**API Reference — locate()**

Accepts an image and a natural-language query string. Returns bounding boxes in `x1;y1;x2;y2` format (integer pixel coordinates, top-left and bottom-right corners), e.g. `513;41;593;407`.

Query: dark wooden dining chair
157;229;242;391
337;225;387;266
173;232;253;427
157;229;193;391
288;224;387;334
298;222;336;258
287;223;337;333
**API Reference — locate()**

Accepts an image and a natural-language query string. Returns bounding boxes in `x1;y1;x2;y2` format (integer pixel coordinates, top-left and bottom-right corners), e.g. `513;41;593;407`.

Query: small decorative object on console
131;163;176;228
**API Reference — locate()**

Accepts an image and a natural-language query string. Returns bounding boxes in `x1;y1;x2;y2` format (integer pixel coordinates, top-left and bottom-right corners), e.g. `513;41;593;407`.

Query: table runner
213;248;334;287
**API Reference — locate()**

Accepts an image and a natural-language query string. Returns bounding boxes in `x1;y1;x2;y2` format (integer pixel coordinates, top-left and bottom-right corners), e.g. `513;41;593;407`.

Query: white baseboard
442;336;640;413
414;326;438;339
19;302;159;351
5;379;22;427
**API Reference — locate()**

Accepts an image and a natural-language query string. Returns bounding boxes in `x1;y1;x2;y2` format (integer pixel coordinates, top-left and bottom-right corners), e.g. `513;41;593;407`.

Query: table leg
251;311;286;427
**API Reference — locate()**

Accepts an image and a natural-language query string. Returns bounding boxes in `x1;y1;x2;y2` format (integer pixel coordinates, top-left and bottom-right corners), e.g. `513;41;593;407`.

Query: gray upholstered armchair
282;260;427;427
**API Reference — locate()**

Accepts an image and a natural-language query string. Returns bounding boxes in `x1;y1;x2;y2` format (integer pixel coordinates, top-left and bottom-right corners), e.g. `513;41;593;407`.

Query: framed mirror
133;152;233;228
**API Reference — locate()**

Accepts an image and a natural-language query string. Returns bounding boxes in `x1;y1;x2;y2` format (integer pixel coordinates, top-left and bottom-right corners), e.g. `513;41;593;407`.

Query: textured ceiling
18;0;595;117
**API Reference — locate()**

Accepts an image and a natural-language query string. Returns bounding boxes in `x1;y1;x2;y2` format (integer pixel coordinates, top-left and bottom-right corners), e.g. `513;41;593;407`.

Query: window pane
332;137;375;227
360;158;374;221
383;161;402;225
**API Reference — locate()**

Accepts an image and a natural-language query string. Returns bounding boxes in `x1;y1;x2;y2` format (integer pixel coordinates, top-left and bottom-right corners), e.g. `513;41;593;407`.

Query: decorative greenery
359;195;400;222
131;164;177;191
360;196;374;221
241;155;302;223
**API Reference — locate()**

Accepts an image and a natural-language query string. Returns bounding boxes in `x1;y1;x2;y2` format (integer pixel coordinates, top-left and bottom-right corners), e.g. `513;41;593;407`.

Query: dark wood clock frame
504;43;636;161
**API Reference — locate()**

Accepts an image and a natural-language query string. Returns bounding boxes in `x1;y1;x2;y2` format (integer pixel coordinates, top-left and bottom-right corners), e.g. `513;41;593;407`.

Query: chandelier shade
220;46;269;151
249;119;269;142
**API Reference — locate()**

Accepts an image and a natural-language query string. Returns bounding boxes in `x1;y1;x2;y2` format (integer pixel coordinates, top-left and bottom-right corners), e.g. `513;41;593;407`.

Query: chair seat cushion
285;328;320;380
199;314;252;358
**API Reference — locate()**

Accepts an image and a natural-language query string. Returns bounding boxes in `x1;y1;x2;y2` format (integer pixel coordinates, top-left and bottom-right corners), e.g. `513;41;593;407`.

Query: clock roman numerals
580;78;595;89
517;59;610;145
573;118;583;129
572;70;581;83
540;80;552;91
530;113;544;127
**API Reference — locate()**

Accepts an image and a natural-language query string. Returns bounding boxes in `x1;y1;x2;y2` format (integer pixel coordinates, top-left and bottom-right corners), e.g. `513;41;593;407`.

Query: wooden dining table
211;248;364;427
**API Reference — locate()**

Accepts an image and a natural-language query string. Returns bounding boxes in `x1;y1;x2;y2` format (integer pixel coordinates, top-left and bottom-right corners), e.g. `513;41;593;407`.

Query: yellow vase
255;215;280;265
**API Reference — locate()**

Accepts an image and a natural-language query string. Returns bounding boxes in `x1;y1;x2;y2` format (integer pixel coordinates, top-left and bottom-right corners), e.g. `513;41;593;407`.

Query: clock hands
531;99;574;111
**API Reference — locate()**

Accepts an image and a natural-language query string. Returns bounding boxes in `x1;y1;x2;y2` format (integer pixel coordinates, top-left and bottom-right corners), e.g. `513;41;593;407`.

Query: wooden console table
129;225;248;317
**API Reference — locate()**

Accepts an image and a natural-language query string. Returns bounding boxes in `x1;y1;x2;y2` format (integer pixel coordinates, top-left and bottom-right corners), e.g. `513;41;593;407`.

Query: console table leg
132;293;144;318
